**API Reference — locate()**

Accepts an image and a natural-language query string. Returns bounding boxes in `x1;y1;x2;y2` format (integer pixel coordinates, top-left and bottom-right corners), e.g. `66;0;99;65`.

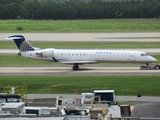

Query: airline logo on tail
20;41;34;51
8;35;35;52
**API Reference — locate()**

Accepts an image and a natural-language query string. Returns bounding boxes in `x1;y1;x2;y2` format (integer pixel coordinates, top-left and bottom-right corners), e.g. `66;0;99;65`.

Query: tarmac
27;94;160;103
1;32;160;42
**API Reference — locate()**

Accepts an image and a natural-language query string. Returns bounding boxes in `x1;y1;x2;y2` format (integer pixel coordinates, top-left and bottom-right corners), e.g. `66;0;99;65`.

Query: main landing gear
73;64;79;70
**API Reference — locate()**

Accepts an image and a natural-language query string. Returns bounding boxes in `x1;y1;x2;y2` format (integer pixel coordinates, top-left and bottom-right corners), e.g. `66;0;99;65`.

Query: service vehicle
140;64;160;70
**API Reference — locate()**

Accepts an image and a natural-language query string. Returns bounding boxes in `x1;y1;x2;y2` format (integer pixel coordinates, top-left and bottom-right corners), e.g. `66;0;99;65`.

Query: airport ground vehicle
93;90;117;105
140;64;160;70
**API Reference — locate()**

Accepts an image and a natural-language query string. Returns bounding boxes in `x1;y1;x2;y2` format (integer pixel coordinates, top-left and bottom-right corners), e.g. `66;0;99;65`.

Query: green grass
1;41;160;49
0;76;160;96
0;54;160;66
0;19;160;32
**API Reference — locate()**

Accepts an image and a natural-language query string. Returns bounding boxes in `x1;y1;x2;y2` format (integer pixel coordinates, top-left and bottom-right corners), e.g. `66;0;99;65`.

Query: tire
73;65;79;70
140;66;144;70
73;66;77;70
155;65;160;70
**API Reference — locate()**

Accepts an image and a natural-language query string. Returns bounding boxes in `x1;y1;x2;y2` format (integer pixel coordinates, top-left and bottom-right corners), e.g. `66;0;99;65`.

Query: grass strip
0;76;160;96
0;19;160;32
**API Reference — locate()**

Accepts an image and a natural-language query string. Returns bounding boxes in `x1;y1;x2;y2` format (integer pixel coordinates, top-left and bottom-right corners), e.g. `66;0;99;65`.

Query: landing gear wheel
73;65;79;70
155;65;160;70
140;66;143;70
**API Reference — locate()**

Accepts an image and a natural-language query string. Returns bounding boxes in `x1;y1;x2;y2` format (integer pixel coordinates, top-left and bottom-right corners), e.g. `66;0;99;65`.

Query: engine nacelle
36;49;53;58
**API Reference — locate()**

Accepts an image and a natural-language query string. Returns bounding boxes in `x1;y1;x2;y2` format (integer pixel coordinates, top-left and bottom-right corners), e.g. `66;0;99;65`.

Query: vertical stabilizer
8;35;35;51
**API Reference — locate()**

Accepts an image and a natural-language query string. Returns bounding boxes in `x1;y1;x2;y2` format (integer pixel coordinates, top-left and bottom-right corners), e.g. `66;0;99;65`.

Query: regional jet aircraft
7;35;157;70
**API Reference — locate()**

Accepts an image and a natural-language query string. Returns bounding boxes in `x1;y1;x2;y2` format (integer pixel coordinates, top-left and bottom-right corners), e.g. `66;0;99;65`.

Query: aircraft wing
58;60;96;65
52;57;97;64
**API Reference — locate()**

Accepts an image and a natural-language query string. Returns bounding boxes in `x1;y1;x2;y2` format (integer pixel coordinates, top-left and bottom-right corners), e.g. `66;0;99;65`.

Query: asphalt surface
27;94;160;103
1;32;160;42
0;67;160;76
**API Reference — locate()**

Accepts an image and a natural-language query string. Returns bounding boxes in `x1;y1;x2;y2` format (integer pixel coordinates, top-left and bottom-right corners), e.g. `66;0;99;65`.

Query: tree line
0;0;159;19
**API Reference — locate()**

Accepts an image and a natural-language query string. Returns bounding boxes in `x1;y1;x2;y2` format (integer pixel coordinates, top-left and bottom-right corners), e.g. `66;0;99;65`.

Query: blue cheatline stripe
52;57;58;62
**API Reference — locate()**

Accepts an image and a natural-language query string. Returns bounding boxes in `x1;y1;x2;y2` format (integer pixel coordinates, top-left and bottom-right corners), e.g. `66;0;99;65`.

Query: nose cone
149;56;157;62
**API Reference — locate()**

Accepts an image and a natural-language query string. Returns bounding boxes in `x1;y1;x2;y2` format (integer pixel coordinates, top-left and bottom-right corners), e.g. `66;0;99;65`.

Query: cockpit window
141;54;148;56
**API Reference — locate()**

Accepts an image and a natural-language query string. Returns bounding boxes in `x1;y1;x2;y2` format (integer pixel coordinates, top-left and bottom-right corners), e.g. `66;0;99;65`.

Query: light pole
137;95;141;120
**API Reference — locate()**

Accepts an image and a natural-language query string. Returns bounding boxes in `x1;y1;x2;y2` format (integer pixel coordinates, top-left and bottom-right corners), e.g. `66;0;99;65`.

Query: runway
0;67;160;76
1;32;160;42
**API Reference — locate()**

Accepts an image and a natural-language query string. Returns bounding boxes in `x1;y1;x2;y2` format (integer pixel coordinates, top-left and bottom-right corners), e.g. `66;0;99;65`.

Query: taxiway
0;67;159;76
27;94;160;102
1;32;160;42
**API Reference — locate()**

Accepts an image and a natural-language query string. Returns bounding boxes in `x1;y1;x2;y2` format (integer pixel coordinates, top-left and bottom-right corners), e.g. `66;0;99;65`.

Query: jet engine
36;49;53;58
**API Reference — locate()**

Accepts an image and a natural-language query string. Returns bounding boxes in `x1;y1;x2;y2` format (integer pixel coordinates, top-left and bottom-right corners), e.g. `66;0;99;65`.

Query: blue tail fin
8;35;35;52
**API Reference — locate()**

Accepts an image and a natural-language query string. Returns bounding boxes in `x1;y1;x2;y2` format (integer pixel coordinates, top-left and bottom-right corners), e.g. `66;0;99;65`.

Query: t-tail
8;35;35;52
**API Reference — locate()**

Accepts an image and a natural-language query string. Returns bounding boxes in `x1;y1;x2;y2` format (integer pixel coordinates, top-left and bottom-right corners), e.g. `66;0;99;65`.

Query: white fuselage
20;48;157;65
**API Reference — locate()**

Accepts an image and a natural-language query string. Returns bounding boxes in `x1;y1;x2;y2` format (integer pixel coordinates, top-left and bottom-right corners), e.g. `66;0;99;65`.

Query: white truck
108;105;131;119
